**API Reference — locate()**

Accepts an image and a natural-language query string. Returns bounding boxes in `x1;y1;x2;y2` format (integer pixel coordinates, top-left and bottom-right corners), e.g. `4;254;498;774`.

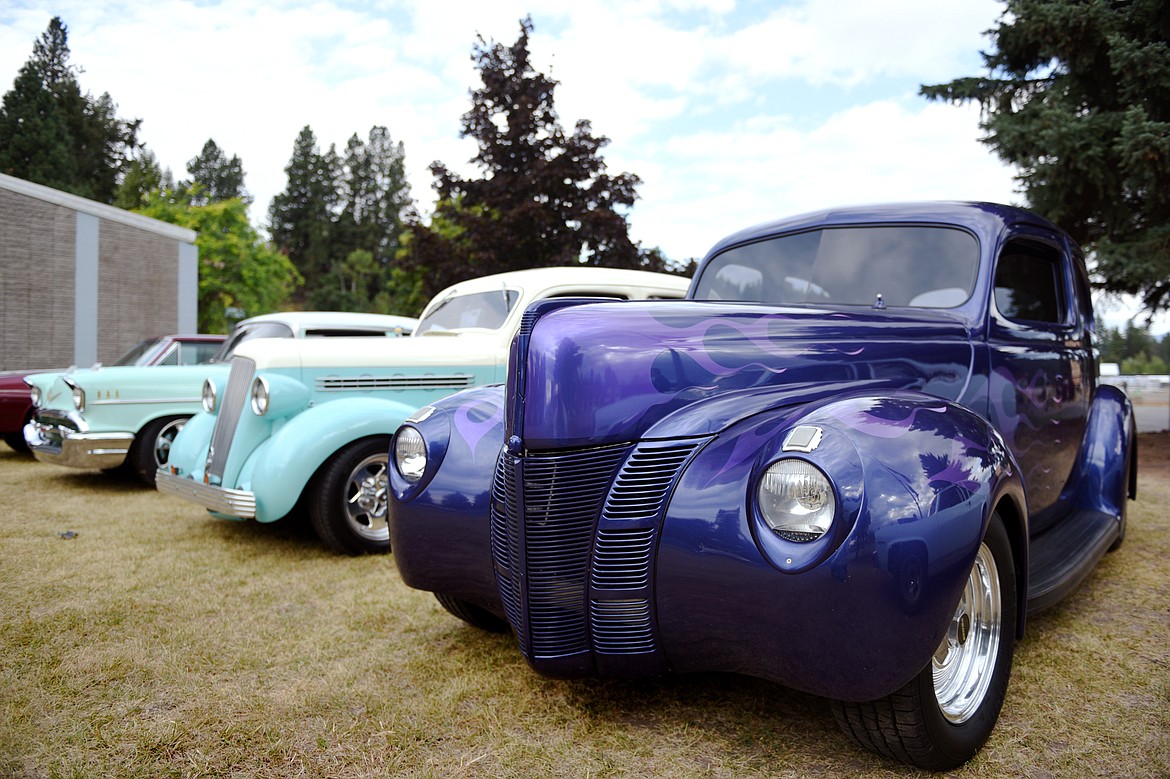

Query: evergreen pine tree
183;139;249;206
921;0;1170;314
269;126;340;301
0;17;140;202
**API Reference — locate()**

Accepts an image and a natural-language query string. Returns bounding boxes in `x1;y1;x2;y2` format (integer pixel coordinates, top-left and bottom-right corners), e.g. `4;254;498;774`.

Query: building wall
0;187;78;370
97;220;182;365
0;174;197;371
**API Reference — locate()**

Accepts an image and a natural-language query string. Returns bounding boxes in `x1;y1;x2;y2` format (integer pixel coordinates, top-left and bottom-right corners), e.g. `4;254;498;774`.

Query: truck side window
993;241;1066;324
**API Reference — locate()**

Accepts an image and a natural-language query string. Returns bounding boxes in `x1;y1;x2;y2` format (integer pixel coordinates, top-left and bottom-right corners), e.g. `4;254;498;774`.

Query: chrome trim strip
315;375;475;391
155;470;257;518
90;396;202;406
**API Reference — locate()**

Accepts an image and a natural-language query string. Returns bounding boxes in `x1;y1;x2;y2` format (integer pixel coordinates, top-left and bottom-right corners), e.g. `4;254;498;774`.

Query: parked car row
22;311;417;485
0;333;226;453
7;202;1137;771
155;267;691;554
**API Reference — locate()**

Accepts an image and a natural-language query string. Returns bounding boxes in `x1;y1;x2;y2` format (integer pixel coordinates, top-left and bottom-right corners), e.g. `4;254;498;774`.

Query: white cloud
1;0;1012;258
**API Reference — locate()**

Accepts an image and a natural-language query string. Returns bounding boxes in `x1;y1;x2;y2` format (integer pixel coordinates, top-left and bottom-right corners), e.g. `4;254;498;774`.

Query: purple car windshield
694;225;979;309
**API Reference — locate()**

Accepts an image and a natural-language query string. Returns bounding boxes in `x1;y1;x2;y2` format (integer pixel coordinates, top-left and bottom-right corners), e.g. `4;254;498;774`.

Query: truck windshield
415;288;520;335
694;226;979;309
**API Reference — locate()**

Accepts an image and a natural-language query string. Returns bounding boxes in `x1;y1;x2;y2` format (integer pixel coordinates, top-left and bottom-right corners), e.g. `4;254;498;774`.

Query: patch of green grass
1;439;1167;778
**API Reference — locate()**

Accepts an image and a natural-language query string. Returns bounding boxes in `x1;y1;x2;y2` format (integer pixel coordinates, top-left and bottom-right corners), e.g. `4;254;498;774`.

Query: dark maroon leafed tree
400;17;668;301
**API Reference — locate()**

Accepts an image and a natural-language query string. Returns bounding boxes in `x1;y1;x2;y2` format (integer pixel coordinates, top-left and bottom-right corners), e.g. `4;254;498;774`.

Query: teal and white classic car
24;312;416;486
156;267;690;554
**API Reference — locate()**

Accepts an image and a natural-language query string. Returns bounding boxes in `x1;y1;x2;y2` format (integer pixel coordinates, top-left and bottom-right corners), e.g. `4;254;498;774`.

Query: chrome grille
206;356;255;480
602;442;703;520
589;440;705;655
590;599;654;653
491;452;525;653
315;375;474;392
591;528;655;589
492;444;630;659
492;438;706;664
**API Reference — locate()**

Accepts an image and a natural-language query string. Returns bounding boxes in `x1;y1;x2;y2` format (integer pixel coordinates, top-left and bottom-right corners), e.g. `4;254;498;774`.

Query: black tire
832;513;1016;771
434;593;510;633
308;437;392;555
129;416;188;486
3;430;31;454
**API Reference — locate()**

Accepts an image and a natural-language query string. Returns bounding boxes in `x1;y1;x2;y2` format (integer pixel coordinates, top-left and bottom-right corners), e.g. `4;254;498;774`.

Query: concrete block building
0;173;198;371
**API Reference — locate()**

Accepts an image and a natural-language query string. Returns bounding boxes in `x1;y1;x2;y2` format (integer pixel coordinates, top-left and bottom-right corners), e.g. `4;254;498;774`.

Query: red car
0;334;225;453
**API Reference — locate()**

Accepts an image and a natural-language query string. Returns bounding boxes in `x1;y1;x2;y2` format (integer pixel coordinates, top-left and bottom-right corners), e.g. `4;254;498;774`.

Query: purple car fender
649;391;1024;701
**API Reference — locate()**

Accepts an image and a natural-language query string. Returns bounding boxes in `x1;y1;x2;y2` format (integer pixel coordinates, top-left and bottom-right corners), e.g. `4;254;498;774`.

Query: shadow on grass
193;509;337;558
33;467;150;494
426;617;865;771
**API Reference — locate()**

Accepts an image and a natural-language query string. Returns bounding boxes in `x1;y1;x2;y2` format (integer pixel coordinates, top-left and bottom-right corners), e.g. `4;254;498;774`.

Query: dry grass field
1;434;1168;778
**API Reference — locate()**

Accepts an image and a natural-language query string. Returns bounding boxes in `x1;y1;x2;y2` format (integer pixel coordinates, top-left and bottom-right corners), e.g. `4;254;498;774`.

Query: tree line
0;17;669;330
2;6;1168;331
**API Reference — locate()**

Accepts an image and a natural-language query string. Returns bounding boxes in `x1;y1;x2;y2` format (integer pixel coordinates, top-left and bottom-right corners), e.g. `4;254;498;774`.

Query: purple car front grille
491;439;706;662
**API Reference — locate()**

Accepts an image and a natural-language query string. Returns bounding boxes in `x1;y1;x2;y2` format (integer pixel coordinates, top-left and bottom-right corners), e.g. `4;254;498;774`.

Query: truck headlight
250;376;270;416
394;426;427;483
202;379;217;413
757;459;834;542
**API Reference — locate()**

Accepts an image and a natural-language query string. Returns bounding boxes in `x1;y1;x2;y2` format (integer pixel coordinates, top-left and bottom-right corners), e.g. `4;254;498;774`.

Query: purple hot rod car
387;202;1136;770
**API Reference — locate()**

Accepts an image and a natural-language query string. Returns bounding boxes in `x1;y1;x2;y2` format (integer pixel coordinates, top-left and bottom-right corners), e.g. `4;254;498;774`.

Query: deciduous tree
399;17;666;301
138;193;301;332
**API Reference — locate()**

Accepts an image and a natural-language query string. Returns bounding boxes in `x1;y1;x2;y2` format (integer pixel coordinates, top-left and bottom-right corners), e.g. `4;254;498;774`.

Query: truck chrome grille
491;438;706;663
206;356;255;480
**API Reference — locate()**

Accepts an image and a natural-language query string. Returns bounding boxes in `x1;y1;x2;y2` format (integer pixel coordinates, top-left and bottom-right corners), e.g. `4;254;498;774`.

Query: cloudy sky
0;0;1162;331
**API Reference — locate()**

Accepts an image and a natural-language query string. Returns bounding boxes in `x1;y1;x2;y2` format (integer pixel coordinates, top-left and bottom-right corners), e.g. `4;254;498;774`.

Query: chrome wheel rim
153;418;186;467
343;453;389;542
933;540;1001;724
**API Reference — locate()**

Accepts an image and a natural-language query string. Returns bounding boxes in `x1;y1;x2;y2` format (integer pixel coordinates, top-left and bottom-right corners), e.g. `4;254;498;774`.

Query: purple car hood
513;300;976;449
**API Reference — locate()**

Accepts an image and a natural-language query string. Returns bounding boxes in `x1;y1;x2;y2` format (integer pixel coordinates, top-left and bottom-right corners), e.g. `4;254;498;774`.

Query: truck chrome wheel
344;453;389;542
933;540;1001;724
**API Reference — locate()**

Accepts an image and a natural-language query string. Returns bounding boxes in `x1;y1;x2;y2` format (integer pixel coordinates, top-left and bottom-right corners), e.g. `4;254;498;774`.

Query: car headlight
29;385;41;408
63;377;85;413
250;376;270;416
757;458;834;542
394;426;427;483
202;378;217;413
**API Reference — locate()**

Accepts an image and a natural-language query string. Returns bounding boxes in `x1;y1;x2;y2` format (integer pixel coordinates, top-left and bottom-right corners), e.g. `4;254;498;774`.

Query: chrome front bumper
24;417;133;469
155;469;257;518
